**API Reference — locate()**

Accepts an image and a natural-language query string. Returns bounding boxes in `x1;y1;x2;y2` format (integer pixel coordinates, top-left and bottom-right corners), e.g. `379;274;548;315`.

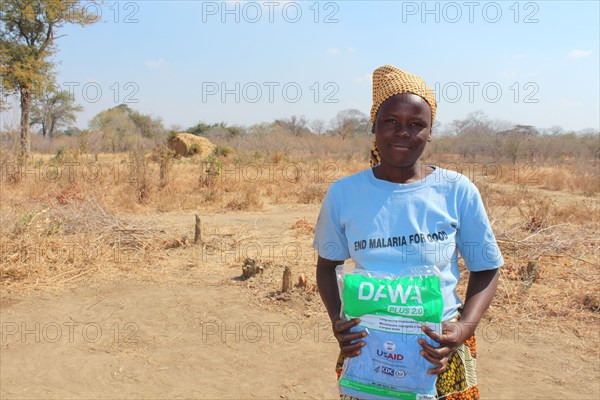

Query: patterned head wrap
370;65;437;166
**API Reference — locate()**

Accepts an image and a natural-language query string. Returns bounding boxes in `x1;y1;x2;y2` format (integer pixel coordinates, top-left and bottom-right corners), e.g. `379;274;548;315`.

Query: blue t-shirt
313;166;503;321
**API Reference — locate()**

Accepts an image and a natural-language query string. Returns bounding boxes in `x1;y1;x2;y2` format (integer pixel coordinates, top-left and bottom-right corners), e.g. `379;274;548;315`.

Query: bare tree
331;109;370;139
276;115;307;136
310;118;326;135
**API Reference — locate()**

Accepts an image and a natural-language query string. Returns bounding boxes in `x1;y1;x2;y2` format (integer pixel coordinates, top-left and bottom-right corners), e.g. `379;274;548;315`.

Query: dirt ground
1;207;599;399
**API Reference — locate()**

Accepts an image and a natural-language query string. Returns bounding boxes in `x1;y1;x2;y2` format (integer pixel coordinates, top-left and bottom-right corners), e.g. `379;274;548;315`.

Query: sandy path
1;281;340;399
2;278;598;399
1;207;598;399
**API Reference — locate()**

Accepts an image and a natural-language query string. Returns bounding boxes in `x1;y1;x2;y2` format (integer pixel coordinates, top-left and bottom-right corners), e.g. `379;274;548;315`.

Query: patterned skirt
335;331;479;399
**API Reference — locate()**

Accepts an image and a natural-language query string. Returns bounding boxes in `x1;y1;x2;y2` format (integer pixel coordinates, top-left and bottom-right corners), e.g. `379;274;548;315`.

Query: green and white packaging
336;264;444;399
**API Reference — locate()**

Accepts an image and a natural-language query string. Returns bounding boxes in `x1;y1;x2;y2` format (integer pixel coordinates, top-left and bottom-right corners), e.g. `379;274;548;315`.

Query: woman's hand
419;269;499;375
419;321;473;375
332;317;367;358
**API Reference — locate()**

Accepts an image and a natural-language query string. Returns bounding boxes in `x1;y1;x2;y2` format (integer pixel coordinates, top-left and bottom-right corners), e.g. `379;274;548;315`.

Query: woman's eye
411;122;425;128
385;119;397;124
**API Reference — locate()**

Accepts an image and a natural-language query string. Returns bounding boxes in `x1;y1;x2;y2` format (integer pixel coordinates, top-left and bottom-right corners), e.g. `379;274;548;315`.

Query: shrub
213;145;234;158
149;146;176;188
187;142;200;156
226;187;263;210
297;183;326;204
200;155;224;187
128;150;151;203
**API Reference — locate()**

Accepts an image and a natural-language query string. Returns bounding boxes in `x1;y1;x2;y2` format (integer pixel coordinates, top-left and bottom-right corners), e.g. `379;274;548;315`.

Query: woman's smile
390;142;411;149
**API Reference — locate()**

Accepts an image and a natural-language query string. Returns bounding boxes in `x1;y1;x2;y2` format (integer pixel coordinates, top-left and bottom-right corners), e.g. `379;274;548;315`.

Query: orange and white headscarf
370;65;437;166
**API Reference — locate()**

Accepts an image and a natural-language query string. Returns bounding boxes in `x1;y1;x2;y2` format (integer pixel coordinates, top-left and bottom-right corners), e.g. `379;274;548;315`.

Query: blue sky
11;1;600;131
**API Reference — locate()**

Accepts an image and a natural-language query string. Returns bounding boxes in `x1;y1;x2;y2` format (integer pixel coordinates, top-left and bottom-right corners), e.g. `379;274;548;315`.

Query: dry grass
463;179;600;353
291;218;316;236
0;195;171;290
226;186;263;210
1;147;599;354
535;165;600;195
429;158;600;195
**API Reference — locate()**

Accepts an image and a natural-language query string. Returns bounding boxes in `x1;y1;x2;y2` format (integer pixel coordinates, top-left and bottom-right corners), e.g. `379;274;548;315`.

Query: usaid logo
376;349;404;361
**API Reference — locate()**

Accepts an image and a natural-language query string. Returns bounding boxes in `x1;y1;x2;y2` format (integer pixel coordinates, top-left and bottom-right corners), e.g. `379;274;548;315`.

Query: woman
313;65;503;399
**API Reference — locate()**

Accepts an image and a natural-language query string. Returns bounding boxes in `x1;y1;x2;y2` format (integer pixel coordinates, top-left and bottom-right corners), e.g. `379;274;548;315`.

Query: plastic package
336;264;443;400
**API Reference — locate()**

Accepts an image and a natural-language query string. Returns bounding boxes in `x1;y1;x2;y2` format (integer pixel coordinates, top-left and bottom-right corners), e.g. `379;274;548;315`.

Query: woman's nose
393;126;411;137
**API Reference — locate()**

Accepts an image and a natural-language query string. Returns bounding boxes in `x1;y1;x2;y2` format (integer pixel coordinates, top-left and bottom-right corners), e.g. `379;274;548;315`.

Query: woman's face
372;93;432;168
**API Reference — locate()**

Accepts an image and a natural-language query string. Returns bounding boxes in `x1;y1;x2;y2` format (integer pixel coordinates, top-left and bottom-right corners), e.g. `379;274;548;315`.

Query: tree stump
242;258;263;279
194;214;202;244
282;266;292;292
297;273;307;288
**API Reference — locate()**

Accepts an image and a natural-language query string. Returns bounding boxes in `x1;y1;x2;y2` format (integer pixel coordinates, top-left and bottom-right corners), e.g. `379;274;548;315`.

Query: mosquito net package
336;264;444;400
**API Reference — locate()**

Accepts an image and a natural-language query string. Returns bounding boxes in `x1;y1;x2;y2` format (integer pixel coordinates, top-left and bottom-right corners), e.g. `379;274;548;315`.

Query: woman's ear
371;123;375;134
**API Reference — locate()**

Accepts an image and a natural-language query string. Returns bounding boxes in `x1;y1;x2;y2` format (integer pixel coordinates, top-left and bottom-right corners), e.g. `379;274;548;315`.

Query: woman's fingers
420;324;461;358
419;348;449;375
421;325;443;343
336;330;367;343
341;340;366;357
419;326;455;375
419;339;453;359
426;361;449;375
419;340;453;360
332;318;366;344
332;318;367;358
333;317;361;333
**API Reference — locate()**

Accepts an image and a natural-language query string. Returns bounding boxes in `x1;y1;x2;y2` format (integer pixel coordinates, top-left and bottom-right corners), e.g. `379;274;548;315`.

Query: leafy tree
31;82;82;137
62;126;81;136
89;105;142;152
225;125;244;137
89;104;167;151
0;0;97;159
186;121;242;138
126;107;166;140
186;121;212;135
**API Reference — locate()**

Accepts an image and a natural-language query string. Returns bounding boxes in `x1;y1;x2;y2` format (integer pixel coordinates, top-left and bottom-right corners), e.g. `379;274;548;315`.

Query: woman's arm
316;256;367;358
420;268;500;374
457;268;501;337
316;256;344;322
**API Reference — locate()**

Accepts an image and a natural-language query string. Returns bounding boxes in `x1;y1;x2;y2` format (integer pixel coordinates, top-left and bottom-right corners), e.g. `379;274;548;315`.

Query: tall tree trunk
48;118;56;138
42;120;48;138
19;86;32;159
42;110;51;137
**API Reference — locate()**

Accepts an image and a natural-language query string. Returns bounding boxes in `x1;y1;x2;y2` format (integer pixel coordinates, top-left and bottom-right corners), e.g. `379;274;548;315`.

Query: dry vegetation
1;132;599;357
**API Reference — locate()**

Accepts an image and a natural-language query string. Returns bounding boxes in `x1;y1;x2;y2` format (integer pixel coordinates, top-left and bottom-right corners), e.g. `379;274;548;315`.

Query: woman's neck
373;163;433;184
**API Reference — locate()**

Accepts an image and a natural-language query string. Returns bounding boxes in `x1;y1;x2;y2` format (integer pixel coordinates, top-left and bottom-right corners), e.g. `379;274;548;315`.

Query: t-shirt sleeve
312;183;350;262
455;181;504;271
